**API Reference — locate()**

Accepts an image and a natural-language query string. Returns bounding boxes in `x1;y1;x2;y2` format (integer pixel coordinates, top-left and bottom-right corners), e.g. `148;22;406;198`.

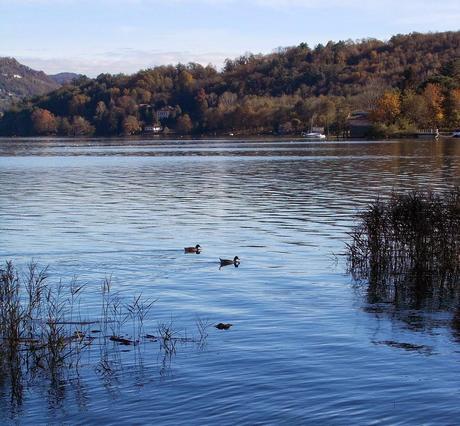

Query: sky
0;0;459;76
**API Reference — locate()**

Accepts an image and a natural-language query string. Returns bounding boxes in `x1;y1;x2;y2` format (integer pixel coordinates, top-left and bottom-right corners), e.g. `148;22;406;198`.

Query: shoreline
0;133;455;142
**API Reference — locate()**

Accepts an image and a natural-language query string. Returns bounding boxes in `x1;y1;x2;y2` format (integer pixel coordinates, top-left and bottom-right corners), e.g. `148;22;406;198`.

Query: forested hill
1;31;459;137
0;58;59;111
219;31;460;97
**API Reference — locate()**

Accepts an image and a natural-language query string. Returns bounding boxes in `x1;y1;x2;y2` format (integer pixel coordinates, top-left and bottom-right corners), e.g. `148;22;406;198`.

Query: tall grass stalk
347;189;460;309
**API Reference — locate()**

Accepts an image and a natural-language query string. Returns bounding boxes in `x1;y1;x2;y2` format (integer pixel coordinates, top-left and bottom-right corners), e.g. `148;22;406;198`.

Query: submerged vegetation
347;189;460;310
0;261;212;410
0;31;459;137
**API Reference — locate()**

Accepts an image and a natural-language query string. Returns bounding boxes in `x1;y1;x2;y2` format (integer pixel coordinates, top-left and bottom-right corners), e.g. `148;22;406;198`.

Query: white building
155;106;174;121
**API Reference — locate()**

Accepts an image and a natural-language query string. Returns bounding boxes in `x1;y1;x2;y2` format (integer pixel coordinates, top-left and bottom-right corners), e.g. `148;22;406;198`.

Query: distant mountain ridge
49;72;81;85
0;58;79;111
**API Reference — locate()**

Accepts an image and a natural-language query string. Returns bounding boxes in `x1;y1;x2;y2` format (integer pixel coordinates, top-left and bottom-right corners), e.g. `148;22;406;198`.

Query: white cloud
16;49;236;76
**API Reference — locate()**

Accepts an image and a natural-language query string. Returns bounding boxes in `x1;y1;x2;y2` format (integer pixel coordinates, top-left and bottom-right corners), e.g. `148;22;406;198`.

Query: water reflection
1;138;460;424
0;261;210;420
347;189;460;351
0;322;207;417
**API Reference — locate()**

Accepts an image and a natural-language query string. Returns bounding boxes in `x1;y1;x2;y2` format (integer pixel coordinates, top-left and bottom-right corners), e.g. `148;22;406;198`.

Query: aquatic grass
347;189;460;309
195;316;212;344
100;275;126;338
158;320;178;356
0;260;212;409
127;294;156;343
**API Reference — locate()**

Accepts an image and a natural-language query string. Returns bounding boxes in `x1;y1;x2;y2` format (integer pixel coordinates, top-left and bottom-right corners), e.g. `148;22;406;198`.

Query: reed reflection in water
1;137;460;424
0;261;209;420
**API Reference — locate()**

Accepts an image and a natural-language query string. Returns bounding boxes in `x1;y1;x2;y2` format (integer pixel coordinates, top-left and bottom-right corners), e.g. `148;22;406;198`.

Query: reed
347;189;460;309
0;260;211;407
158;320;178;355
195;316;212;343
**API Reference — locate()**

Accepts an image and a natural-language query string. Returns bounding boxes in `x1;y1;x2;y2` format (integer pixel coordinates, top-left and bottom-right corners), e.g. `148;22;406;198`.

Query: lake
0;137;459;425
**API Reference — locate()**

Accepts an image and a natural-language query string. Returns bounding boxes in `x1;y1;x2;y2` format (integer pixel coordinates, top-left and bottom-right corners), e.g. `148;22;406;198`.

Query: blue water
1;137;459;425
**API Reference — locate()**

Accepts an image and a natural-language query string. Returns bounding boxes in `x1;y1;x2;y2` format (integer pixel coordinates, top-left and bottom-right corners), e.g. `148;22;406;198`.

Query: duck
184;244;201;254
215;323;233;330
219;256;240;267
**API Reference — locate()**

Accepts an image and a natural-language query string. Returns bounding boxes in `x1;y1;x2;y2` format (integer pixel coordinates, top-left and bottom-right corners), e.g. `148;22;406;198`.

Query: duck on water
219;256;240;267
184;244;201;253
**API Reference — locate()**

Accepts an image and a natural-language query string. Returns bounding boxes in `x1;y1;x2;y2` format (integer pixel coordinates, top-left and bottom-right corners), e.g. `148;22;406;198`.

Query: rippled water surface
1;137;460;425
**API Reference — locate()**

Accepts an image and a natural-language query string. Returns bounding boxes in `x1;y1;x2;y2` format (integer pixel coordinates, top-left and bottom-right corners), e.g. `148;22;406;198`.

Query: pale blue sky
0;0;459;76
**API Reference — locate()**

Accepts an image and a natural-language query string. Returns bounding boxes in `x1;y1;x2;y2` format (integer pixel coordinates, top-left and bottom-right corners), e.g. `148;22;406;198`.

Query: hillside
1;31;459;136
49;72;81;85
217;31;460;97
0;57;60;111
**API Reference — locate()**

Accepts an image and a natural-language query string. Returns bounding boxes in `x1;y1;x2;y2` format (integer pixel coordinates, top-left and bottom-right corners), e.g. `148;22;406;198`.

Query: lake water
0;137;459;425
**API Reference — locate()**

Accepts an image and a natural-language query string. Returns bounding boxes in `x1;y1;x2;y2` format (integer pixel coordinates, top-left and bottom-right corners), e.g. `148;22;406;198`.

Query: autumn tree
176;114;193;134
218;92;238;110
331;99;350;137
314;96;336;134
122;115;141;135
31;108;58;135
178;70;195;93
94;101;107;120
69;94;90;116
422;83;444;127
68;116;95;136
400;90;428;127
117;95;138;115
370;90;401;125
58;117;72;135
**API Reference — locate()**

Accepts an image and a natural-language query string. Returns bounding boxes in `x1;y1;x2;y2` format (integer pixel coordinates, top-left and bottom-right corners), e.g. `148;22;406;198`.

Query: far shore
0;132;456;142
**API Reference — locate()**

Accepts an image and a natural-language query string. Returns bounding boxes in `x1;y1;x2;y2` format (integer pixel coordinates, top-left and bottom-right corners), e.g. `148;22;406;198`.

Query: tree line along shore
0;31;459;138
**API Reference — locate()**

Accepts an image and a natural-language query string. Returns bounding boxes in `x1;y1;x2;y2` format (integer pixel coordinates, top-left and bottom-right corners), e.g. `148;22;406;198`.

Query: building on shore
156;106;175;122
348;112;373;138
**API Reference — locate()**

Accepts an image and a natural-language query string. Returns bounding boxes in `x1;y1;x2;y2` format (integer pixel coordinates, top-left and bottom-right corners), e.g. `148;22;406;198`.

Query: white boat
301;131;326;140
452;131;460;138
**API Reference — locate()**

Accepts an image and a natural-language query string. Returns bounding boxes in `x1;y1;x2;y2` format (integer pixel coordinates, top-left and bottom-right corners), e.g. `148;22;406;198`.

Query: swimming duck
184;244;201;253
215;323;233;330
219;256;240;267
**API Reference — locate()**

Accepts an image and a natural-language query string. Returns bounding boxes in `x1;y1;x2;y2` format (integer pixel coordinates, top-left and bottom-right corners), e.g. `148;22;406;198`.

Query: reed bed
347;189;460;309
0;260;211;407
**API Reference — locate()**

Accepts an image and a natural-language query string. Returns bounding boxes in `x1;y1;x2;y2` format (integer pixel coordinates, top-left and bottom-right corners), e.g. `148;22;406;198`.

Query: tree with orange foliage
31;108;58;135
370;91;401;125
422;83;444;127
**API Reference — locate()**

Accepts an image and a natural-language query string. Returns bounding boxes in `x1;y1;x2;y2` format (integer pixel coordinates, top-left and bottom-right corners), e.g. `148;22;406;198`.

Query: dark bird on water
215;323;233;330
184;244;201;253
219;256;240;267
